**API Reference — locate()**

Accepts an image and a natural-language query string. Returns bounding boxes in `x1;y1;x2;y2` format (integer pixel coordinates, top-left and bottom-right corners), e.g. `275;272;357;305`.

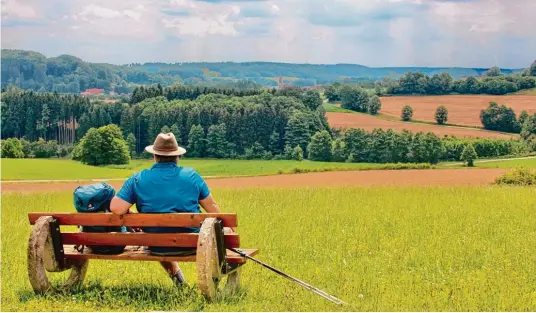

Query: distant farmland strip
380;95;536;127
326;112;517;139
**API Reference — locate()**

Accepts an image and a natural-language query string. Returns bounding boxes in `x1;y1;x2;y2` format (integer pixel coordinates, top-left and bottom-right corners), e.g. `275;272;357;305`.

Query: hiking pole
229;248;348;305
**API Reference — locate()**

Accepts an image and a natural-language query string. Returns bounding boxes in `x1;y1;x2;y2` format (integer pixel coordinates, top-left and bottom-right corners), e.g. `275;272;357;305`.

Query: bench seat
64;245;259;264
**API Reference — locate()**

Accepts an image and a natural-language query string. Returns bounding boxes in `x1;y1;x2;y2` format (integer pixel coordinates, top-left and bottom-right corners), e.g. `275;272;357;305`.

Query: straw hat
145;133;186;156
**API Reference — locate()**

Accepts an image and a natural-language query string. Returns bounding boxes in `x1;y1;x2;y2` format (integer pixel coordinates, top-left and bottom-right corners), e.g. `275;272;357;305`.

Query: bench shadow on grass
18;280;248;311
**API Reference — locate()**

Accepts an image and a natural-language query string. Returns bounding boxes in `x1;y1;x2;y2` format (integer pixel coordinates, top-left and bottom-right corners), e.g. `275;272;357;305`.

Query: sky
1;0;535;68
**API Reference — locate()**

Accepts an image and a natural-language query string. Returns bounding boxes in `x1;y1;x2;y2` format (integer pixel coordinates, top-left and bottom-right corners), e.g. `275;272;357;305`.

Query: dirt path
1;168;508;193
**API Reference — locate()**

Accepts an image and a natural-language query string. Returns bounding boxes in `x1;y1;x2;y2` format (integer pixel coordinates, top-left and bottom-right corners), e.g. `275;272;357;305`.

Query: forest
2;87;535;165
3;49;533;94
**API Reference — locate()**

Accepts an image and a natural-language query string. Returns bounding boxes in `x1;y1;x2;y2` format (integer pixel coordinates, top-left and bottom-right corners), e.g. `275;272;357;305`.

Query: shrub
495;167;536;186
461;143;478;167
435;105;449;125
292;145;303;161
1;138;24;158
401;105;413;121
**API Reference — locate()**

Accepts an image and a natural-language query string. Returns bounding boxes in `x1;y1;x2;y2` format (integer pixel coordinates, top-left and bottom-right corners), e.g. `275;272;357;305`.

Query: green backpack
73;182;127;254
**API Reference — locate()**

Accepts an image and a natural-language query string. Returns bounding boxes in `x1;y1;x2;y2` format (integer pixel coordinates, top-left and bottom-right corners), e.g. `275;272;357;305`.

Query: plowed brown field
326;112;516;139
1;168;507;193
380;95;536;127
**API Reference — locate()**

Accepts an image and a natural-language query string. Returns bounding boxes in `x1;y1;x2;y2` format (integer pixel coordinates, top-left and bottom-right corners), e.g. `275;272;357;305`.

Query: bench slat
62;232;240;248
63;246;258;264
28;213;237;227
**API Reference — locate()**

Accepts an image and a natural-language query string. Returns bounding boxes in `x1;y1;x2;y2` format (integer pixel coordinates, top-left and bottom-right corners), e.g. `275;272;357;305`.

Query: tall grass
2;187;535;311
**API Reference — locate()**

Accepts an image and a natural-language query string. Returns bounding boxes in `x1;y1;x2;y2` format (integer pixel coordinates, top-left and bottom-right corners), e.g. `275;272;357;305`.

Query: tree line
325;61;536;100
4;49;534;94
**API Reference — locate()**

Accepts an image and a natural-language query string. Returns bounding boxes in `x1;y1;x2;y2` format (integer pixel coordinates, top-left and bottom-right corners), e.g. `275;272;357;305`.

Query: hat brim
145;145;187;156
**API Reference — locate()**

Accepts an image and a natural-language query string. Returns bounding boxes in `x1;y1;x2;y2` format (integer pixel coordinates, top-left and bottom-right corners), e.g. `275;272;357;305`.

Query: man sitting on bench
110;132;223;286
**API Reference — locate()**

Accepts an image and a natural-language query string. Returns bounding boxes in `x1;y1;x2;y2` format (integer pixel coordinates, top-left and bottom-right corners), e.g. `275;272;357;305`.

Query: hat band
153;147;179;152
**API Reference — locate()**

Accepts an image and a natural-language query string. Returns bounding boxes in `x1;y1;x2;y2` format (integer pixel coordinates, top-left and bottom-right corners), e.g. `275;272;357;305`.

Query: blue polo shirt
117;162;210;253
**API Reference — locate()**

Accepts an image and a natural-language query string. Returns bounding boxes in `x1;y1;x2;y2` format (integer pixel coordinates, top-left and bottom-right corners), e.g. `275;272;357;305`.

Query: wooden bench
27;212;258;299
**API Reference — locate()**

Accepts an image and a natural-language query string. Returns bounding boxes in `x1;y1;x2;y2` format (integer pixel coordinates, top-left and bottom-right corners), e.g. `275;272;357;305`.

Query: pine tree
161;125;170;133
269;131;281;155
127;133;136;158
170;124;180;141
187;124;205;158
207;124;229;158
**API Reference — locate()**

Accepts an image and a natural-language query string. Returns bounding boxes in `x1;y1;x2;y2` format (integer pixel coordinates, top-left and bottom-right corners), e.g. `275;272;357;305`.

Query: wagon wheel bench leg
27;216;89;293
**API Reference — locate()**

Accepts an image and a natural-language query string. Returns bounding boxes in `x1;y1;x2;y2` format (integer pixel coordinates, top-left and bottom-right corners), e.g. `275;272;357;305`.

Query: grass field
322;102;354;113
1;159;432;181
2;187;535;311
475;158;536;169
513;87;536;95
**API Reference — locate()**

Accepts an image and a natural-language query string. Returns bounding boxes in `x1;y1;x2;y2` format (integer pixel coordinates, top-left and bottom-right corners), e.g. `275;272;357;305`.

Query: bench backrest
28;213;239;248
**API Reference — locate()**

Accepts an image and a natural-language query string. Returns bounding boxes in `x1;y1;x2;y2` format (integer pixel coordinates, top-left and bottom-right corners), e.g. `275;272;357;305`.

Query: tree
285;112;311;153
368;95;382;115
283;144;293;160
77;124;130;166
519;110;530;127
187;124;205;157
292;145;303;161
520;114;536;141
480;102;520;133
340;85;369;112
324;83;341;102
160;125;170;133
461;143;478;167
435;105;449;125
206;123;230;158
170;124;180;140
485;66;503;77
530;60;536;76
302;90;323;111
127;133;136;158
331;139;347;162
269;131;281;155
1;138;24;158
307;130;332;161
401;105;413;121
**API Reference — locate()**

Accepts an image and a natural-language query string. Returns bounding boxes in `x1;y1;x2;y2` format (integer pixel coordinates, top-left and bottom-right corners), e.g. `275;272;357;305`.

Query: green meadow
1;158;432;181
475;157;536;169
2;187;535;311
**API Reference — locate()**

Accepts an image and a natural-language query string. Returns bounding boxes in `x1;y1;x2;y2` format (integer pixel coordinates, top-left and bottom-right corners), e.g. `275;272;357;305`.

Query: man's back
117;162;209;215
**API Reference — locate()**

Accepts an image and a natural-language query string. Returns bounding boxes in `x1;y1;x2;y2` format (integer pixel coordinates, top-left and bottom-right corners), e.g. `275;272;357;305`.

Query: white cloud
1;0;37;19
1;0;534;67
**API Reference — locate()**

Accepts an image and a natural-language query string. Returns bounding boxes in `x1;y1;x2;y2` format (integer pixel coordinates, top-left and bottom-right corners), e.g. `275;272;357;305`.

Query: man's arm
111;175;137;215
199;193;221;213
110;196;133;215
199;194;235;232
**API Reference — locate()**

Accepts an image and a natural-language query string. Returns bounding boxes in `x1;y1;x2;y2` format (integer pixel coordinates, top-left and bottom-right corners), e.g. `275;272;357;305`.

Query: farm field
475;157;536;169
3;187;535;311
326;112;516;139
1;168;508;193
380;95;536;127
1;158;432;181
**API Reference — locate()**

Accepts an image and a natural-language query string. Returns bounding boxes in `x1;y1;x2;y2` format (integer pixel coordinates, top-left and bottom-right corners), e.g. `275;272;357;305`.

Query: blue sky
1;0;535;68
